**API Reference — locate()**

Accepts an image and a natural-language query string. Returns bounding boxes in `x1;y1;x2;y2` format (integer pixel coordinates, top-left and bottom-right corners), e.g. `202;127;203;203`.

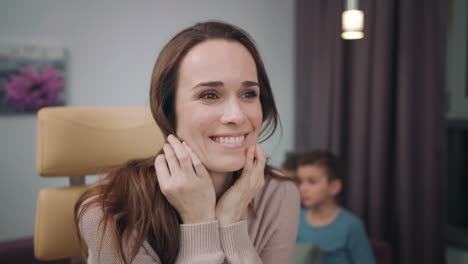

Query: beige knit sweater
79;174;300;263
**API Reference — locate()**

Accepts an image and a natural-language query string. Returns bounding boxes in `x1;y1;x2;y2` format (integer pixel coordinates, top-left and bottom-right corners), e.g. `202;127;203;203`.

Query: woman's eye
241;91;257;98
200;92;219;99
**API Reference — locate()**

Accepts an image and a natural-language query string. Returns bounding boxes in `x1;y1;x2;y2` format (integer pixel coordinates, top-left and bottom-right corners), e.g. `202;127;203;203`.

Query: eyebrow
192;81;259;90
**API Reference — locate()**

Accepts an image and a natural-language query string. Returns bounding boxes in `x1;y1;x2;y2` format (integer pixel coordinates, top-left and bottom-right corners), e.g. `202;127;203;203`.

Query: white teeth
213;136;245;144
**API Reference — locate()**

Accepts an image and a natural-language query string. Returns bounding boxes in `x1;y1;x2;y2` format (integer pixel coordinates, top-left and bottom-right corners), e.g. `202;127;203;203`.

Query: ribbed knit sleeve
176;221;224;263
217;177;301;264
219;221;262;263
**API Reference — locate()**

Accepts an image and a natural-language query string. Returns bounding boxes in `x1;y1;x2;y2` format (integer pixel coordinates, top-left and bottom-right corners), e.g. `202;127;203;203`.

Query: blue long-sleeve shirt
297;207;376;264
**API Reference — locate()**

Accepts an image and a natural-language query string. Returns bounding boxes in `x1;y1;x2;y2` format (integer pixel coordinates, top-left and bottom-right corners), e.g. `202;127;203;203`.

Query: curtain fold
295;0;449;263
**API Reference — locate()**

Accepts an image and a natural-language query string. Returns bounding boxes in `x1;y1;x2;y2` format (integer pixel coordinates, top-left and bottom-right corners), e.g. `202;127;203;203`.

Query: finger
154;154;171;188
252;145;267;179
253;145;266;187
236;146;255;186
167;134;193;172
163;143;181;175
183;142;209;178
243;145;256;172
253;144;267;167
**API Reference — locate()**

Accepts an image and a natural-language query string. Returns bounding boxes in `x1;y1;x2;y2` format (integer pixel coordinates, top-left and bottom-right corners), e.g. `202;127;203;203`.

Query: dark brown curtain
295;0;449;264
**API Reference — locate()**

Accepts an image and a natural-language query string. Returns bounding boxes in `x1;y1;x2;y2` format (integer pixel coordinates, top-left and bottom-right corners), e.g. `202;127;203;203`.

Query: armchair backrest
34;107;164;261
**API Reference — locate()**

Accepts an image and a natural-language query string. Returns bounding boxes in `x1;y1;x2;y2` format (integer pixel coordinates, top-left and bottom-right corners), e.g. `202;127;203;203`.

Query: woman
75;21;300;264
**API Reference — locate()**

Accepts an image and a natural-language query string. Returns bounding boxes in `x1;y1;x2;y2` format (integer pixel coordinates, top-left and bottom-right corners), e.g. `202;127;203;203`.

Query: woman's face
174;39;262;173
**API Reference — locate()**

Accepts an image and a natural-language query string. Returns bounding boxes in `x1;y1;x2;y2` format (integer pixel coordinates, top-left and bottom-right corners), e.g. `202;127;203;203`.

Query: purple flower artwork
3;65;64;111
0;43;66;113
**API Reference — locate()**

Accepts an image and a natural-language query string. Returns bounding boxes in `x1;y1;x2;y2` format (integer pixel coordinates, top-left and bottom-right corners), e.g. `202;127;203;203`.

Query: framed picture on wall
0;43;66;113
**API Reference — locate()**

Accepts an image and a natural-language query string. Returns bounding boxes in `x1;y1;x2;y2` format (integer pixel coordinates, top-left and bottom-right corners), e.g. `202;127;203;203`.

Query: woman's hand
215;144;266;225
154;134;216;224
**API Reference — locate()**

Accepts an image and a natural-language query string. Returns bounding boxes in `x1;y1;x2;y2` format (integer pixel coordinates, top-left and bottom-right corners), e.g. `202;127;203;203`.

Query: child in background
296;151;375;264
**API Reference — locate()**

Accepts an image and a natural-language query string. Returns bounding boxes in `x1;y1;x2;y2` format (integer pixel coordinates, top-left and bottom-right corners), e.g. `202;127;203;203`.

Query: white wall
0;0;295;241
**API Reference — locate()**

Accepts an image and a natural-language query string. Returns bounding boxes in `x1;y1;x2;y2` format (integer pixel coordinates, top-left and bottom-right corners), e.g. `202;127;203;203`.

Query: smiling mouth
209;134;248;145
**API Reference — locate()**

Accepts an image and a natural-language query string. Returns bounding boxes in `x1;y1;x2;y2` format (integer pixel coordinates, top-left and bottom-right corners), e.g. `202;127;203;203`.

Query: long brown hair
75;21;281;264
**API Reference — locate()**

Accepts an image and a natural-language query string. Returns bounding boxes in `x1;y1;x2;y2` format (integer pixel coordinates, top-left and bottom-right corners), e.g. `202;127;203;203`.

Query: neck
308;199;339;219
209;171;233;200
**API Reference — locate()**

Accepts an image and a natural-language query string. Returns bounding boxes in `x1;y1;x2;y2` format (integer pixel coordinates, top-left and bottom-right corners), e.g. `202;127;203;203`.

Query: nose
220;98;246;125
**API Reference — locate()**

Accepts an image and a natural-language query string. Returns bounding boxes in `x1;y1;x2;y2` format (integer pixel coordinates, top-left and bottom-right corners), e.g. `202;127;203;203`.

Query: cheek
247;103;263;133
176;110;212;142
299;184;312;193
318;186;331;196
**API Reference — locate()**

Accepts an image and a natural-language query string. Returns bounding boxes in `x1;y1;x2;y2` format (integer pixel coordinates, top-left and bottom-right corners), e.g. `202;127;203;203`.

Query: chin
206;155;246;173
302;200;314;208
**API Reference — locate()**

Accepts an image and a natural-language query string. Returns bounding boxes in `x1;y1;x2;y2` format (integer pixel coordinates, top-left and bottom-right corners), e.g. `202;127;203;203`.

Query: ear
330;179;342;196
